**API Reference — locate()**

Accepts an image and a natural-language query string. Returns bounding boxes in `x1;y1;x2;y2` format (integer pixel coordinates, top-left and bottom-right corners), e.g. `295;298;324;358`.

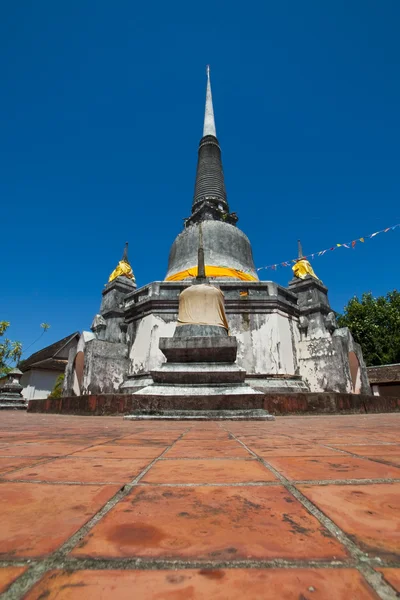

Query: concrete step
124;409;274;421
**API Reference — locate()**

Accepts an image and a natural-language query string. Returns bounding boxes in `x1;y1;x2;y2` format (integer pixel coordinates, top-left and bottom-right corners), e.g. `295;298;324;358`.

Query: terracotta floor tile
308;438;378;446
0;482;119;557
0;444;92;457
24;568;378;600
0;457;42;475
71;485;347;560
237;437;302;446
377;568;400;593
164;441;251;458
71;445;167;459
367;455;400;467
0;567;27;594
142;459;277;483
298;483;400;560
247;445;343;457
332;445;400;456
182;433;232;440
102;438;172;447
4;457;149;483
266;456;400;480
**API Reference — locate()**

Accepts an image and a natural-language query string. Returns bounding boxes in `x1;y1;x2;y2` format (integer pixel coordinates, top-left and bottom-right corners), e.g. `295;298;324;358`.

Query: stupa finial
203;65;217;137
108;242;135;283
122;242;129;262
297;239;304;259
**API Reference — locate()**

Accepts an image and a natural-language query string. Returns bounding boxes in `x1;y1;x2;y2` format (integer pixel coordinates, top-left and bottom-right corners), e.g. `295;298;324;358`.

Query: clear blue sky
1;0;399;357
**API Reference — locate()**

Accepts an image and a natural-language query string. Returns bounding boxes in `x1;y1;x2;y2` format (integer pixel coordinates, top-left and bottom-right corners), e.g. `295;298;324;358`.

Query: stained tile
71;445;167;459
332;445;400;456
164;441;251;458
299;483;400;560
4;457;149;483
0;444;92;457
377;568;400;593
0;457;42;475
266;456;400;480
0;482;119;557
24;568;379;600
102;438;172;447
0;567;27;594
247;445;343;457
71;485;347;560
142;459;277;483
367;456;400;467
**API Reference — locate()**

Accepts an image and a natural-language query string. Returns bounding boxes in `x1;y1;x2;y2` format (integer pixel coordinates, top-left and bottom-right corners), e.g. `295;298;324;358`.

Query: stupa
62;68;370;406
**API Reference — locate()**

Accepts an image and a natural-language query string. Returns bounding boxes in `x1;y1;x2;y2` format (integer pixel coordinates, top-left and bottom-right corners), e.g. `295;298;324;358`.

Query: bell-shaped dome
166;221;258;281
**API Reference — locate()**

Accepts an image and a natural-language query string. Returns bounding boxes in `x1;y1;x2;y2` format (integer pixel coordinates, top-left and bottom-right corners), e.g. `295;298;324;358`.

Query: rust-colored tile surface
247;445;344;457
266;456;400;480
4;457;149;483
368;455;400;467
377;568;400;593
299;484;400;559
1;411;399;599
164;440;251;458
0;567;27;594
24;568;378;600
0;457;41;475
102;437;173;447
72;444;167;459
0;482;120;557
142;459;277;483
332;445;400;456
72;485;347;560
0;444;92;457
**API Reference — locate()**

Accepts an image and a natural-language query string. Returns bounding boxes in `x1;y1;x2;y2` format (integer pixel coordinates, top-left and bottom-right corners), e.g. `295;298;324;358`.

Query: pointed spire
297;240;304;259
203;65;217;137
108;242;135;283
122;242;129;262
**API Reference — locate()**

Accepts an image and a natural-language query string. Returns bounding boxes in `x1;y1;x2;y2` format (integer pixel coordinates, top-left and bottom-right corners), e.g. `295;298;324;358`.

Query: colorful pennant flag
257;222;399;272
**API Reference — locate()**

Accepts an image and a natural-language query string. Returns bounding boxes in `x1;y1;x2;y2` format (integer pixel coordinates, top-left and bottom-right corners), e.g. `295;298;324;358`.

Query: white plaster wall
229;311;297;375
129;315;176;375
21;370;60;400
297;338;353;393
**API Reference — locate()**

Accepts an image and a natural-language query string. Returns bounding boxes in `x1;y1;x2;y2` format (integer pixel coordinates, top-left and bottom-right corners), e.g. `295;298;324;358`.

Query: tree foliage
0;322;22;376
337;291;400;367
48;374;64;399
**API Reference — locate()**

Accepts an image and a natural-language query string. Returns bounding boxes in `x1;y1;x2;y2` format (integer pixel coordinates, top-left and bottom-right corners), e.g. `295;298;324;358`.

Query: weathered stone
159;336;238;363
0;369;26;410
27;392;399;416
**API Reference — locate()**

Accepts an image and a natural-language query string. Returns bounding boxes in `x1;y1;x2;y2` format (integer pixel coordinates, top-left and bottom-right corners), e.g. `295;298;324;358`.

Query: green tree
48;374;64;399
0;322;22;375
337;291;400;366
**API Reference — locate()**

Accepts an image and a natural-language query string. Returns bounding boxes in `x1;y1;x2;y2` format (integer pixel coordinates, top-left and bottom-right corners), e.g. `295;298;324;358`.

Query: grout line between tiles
229;431;399;600
0;427;191;600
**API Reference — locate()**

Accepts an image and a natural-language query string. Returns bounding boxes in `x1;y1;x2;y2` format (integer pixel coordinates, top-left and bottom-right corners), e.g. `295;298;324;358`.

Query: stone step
124;409;274;421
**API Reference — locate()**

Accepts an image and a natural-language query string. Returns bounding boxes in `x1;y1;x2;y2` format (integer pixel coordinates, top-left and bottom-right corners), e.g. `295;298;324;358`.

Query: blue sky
1;0;399;357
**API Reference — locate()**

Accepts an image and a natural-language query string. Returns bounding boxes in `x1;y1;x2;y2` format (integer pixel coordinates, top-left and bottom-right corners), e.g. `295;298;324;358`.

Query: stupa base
0;402;27;410
124;409;274;421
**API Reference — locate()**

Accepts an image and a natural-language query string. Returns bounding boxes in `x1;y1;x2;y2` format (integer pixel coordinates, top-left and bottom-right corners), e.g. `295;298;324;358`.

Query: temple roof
19;332;80;372
367;363;400;384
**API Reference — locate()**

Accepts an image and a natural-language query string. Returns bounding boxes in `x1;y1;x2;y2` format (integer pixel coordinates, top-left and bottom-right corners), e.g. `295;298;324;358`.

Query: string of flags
256;223;400;272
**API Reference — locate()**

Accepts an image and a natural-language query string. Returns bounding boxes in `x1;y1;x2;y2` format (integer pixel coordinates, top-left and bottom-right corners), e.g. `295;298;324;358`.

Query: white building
20;333;79;400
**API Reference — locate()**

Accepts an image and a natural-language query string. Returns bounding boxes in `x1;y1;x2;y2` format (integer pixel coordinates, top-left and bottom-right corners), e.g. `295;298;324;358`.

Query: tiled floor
0;412;399;599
